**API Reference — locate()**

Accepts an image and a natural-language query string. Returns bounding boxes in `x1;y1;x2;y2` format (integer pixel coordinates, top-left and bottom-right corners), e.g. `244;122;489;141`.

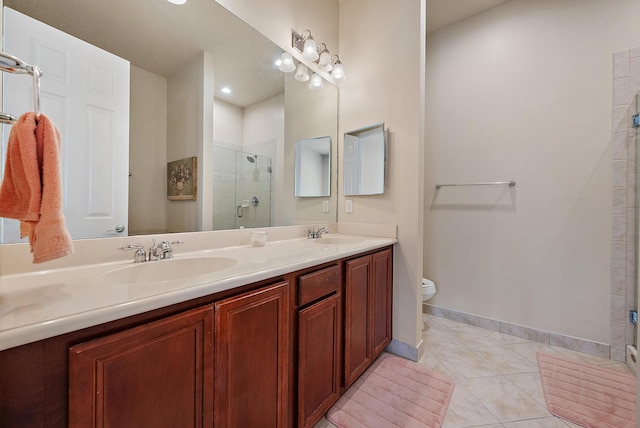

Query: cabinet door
371;249;393;358
68;305;214;428
344;256;371;388
298;293;341;428
214;281;289;428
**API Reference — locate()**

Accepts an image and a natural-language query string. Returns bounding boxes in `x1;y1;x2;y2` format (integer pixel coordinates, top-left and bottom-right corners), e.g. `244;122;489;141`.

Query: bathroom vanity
0;236;393;428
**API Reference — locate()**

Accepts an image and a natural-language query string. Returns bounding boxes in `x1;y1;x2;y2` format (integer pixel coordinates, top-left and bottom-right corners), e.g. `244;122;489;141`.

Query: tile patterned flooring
419;313;633;428
316;313;635;428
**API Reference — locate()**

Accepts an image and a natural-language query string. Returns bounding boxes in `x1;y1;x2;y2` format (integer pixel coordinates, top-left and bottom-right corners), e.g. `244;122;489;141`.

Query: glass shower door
235;152;272;229
211;146;272;231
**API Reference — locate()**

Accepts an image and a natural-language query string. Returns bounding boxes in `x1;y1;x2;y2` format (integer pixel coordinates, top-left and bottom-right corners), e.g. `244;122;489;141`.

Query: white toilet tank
422;278;436;301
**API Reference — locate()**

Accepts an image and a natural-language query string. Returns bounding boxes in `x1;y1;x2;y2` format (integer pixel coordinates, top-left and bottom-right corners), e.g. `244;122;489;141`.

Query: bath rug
327;353;455;428
537;352;636;428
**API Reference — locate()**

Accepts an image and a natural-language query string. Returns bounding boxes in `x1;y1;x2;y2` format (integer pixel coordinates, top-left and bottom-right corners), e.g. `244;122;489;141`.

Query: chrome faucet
149;239;172;260
149;239;185;261
118;239;185;262
307;227;329;239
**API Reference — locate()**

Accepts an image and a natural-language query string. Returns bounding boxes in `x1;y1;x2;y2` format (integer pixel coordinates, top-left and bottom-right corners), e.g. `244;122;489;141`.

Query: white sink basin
102;256;237;284
315;236;364;245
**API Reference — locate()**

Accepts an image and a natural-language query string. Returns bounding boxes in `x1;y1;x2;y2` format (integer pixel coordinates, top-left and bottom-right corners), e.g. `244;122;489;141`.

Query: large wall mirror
0;0;338;243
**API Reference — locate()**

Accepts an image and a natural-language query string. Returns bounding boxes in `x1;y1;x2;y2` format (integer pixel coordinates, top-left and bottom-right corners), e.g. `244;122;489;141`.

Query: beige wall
243;94;285;225
166;51;214;233
213;99;243;145
339;0;425;353
129;66;167;235
425;0;640;344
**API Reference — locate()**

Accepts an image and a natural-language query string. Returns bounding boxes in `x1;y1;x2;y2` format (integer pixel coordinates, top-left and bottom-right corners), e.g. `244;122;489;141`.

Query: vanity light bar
290;30;345;82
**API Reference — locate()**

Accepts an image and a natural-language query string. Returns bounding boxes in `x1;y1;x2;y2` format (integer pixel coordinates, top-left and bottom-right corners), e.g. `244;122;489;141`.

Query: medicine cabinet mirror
343;123;386;196
294;136;331;197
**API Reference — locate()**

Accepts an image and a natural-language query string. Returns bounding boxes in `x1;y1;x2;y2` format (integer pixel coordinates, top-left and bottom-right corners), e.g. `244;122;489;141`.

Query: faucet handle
117;243;144;251
117;243;147;263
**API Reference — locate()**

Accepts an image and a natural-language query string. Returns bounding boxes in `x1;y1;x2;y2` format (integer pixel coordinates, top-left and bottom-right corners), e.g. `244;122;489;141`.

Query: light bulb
317;51;333;72
278;52;296;73
332;61;345;81
294;63;310;82
309;73;324;90
167;0;187;4
302;38;319;61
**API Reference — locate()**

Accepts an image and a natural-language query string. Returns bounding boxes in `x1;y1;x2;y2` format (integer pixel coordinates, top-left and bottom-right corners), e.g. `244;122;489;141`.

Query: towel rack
0;51;42;124
435;180;516;189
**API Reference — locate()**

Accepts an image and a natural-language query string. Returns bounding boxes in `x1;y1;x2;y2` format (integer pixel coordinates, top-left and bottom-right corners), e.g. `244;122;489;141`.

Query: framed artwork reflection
167;156;197;200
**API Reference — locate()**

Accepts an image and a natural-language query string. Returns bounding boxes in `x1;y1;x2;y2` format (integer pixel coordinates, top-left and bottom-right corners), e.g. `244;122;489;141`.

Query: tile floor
316;313;634;428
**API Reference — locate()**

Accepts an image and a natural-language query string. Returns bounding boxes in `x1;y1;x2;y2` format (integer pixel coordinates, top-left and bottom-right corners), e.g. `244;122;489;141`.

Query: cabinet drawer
298;265;341;306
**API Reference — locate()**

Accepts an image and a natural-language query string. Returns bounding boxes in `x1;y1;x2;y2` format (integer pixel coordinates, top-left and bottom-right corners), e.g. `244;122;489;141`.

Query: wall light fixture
292;29;346;82
294;63;310;82
330;56;345;81
278;52;296;72
309;73;324;90
293;29;319;61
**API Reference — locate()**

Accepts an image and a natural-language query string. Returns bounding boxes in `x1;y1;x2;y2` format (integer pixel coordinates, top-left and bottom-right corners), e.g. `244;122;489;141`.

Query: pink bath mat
327;353;455;428
537;352;636;428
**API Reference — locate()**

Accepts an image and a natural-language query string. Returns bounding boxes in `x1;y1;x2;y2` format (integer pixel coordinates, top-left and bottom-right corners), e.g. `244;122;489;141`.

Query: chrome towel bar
435;180;516;189
0;51;43;122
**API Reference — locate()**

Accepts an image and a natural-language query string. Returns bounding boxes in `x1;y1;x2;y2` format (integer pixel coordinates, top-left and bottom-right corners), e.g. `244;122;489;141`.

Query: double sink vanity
0;226;396;428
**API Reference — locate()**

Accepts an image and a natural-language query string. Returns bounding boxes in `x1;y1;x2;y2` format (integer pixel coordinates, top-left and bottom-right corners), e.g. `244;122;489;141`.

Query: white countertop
0;234;396;351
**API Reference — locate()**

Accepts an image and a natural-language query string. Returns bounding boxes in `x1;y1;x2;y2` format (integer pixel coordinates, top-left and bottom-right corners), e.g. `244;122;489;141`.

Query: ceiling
5;0;284;108
6;0;513;107
426;0;512;34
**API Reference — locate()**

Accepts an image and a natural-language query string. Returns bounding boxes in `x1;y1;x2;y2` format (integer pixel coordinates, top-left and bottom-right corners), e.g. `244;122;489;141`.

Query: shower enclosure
212;146;272;230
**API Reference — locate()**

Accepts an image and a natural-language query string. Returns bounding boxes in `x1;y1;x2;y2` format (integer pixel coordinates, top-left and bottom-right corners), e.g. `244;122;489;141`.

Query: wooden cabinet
344;248;393;388
214;281;289;428
297;265;342;428
0;245;393;428
68;305;214;428
344;255;372;387
67;281;290;428
371;249;393;357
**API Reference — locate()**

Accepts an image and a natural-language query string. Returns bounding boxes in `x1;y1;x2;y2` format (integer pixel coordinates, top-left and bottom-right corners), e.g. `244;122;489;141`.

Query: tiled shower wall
611;46;640;361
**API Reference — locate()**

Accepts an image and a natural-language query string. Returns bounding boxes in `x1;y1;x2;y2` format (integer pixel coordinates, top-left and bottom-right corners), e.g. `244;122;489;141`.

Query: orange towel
0;113;41;222
0;112;73;263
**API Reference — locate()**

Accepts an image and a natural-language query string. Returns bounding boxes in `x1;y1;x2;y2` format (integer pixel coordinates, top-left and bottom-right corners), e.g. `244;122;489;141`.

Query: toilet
422;278;436;301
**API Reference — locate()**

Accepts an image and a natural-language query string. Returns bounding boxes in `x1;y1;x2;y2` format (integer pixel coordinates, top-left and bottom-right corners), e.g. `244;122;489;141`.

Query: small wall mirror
343;123;386;196
294;136;331;197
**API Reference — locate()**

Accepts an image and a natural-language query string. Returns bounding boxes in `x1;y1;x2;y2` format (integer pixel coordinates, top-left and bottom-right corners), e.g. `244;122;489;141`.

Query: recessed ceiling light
167;0;187;4
221;87;232;94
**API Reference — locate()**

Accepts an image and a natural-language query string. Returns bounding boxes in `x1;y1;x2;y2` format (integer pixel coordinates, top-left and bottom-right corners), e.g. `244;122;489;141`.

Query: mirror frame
343;122;386;196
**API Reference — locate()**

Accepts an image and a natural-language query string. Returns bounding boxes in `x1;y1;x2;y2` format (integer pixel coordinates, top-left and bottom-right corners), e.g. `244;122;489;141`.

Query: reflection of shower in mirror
212;145;274;231
245;154;260;181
